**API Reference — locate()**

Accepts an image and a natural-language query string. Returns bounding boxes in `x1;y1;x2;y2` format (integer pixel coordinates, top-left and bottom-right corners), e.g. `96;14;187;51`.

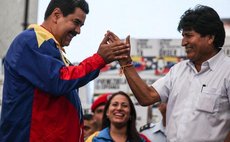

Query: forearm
122;65;160;106
108;32;160;105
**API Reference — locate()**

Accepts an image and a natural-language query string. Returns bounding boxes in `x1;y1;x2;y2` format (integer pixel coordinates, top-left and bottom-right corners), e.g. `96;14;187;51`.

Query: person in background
140;102;167;142
83;114;98;140
0;0;130;141
108;5;230;142
91;93;111;130
86;91;150;142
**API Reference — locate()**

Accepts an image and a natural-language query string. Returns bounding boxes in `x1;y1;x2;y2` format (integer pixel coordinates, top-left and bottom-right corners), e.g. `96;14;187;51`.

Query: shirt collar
187;49;225;71
206;49;225;71
152;120;166;134
97;127;112;140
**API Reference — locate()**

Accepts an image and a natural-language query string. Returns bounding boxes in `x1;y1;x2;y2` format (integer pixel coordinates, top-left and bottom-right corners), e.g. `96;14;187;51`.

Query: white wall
0;0;38;111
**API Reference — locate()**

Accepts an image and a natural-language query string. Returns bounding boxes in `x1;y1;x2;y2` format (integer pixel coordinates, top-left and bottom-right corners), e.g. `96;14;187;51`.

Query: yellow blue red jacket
0;24;106;142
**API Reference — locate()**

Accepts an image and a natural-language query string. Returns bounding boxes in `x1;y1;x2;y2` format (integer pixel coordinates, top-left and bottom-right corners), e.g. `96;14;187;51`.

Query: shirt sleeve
152;67;174;103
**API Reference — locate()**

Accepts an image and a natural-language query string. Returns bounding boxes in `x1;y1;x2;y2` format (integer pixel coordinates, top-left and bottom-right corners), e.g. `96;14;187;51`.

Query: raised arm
107;31;161;106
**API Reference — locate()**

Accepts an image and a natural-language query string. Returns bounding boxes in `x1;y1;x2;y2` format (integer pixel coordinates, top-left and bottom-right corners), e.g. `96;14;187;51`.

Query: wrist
119;57;132;66
119;62;133;75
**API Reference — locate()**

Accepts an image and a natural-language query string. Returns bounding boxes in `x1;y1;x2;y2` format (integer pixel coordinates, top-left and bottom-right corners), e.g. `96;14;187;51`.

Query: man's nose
181;38;188;46
75;26;81;34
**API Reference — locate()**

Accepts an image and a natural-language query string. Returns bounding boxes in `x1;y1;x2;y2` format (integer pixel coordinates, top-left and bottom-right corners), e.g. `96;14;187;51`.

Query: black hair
101;91;142;142
83;114;94;120
177;5;225;49
44;0;89;20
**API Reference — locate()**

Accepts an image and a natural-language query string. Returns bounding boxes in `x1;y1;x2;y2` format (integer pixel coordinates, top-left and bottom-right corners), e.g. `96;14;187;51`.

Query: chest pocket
196;87;219;113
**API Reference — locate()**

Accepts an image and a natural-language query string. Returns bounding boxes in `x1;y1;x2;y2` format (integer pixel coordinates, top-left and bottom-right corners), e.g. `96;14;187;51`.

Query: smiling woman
86;91;151;142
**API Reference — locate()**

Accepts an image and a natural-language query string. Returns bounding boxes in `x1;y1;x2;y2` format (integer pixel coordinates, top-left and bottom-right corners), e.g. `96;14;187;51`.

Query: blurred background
0;0;230;129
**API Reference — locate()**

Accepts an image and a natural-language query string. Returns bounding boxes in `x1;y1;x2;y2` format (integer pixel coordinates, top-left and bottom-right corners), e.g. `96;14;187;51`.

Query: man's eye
96;109;103;114
73;19;82;26
84;126;90;130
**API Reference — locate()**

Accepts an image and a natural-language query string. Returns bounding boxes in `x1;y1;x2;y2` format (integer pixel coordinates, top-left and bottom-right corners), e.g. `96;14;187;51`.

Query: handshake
97;31;132;68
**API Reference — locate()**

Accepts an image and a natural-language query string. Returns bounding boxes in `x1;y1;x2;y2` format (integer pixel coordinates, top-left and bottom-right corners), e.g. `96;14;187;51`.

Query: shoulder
139;122;156;132
171;60;188;70
10;29;35;50
86;128;112;142
139;133;151;142
17;28;37;43
85;131;100;142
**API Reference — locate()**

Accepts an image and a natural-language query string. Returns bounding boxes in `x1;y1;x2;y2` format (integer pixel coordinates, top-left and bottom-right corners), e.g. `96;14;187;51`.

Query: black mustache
70;31;77;36
185;46;192;49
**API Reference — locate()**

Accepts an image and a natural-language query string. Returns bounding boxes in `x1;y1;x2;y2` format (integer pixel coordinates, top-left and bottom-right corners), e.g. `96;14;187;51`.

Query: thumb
126;35;130;44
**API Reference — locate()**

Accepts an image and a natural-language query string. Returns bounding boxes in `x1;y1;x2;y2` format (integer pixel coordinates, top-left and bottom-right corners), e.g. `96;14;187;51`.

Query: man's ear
208;35;215;45
51;8;63;23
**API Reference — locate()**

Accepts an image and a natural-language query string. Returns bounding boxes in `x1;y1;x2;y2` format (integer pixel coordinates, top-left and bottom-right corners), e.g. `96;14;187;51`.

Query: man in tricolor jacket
0;0;129;141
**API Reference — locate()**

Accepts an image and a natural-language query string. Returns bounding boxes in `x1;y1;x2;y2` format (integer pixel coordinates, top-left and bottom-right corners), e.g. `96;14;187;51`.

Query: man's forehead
95;104;105;110
72;8;86;18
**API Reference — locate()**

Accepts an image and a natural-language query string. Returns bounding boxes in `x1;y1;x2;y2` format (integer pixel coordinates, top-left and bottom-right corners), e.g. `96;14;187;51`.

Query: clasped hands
97;30;132;66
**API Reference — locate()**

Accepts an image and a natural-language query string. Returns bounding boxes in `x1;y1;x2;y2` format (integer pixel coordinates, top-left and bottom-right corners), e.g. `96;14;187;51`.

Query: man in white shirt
108;4;230;142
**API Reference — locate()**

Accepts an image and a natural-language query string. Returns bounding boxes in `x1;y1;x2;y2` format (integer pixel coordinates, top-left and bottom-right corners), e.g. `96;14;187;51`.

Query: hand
97;31;130;64
106;31;132;65
121;35;132;65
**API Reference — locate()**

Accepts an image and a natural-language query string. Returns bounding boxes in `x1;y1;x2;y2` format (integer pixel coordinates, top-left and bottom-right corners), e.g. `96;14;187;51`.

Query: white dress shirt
152;50;230;142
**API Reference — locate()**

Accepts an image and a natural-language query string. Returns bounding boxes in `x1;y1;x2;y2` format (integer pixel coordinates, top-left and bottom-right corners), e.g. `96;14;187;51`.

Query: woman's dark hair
44;0;89;20
177;5;225;50
101;91;142;142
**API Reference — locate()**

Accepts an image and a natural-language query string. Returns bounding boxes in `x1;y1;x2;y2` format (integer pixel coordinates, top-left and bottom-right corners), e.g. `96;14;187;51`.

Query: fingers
104;30;130;45
105;30;122;44
114;55;129;60
111;44;130;62
112;45;130;56
101;33;110;44
125;35;130;44
108;35;131;62
107;30;120;41
98;31;131;63
109;41;129;49
98;43;130;64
